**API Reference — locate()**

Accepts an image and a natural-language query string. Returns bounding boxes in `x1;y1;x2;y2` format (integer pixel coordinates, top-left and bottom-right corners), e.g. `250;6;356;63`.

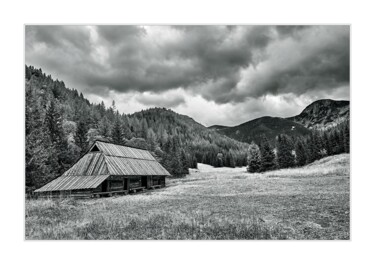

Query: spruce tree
276;134;295;169
44;99;70;175
122;116;132;140
192;155;198;169
229;153;236;168
146;128;158;151
180;150;190;175
74;119;88;154
141;118;149;139
98;116;111;139
295;139;307;167
259;135;275;172
171;136;184;176
247;141;261;173
161;137;174;174
111;117;124;145
25;89;52;190
306;132;322;163
323;131;332;156
45;99;64;147
161;136;185;177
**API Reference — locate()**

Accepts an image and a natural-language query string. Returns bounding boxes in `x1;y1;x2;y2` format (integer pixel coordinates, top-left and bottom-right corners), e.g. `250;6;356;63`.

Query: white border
2;0;375;265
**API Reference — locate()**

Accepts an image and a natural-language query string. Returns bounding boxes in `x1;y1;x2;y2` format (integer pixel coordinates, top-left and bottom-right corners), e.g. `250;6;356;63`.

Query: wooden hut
34;140;170;198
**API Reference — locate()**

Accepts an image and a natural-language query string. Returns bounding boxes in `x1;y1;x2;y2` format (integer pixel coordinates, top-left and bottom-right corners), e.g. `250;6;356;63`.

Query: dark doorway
153;177;160;186
141;176;147;187
101;180;108;192
123;178;128;191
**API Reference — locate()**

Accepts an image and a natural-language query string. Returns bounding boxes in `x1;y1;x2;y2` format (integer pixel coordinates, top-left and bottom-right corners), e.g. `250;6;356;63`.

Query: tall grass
26;154;350;240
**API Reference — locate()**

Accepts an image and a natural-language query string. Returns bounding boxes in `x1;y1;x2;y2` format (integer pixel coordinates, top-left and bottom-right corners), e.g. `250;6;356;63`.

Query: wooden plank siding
35;140;170;195
94;141;155;160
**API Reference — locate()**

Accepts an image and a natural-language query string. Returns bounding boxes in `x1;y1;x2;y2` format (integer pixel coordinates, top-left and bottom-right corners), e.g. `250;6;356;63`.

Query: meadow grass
25;154;350;240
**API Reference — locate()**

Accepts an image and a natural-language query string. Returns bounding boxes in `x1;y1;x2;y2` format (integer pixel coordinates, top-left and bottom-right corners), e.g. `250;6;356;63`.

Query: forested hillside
287;99;349;130
214;116;311;145
246;120;350;173
25;65;249;191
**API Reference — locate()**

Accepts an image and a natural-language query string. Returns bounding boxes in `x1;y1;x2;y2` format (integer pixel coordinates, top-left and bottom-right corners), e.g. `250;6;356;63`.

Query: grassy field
25;154;350;240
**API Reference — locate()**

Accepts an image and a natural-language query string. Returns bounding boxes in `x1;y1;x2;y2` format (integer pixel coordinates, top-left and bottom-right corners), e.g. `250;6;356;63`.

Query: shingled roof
35;140;170;192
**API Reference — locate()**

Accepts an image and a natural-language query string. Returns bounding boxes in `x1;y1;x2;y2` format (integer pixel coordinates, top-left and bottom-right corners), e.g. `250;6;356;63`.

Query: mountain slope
217;116;311;145
128;107;249;164
208;125;229;131
25;65;250;190
287;99;349;130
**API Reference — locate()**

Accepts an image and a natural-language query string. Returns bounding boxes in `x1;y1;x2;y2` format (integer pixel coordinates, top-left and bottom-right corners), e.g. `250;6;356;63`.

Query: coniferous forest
25;65;349;192
246;121;350;173
25;65;249;192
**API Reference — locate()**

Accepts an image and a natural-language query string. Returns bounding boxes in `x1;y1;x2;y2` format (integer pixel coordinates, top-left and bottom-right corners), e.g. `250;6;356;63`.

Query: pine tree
111;117;124;145
306;132;322;163
25;88;52;190
98;116;111;139
141;118;149;139
247;141;261;173
295;139;307;167
161;137;174;174
146;128;158;151
276;134;295;169
259;135;275;172
192;155;198;169
122;116;132;140
131;118;141;138
171;136;184;176
322;131;332;156
229;153;236;168
74;119;88;154
180;150;190;175
45;99;64;147
161;136;181;177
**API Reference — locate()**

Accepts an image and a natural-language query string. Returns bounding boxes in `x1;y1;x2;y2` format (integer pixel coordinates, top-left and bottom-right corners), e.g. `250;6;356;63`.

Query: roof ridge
102;153;156;161
94;139;149;151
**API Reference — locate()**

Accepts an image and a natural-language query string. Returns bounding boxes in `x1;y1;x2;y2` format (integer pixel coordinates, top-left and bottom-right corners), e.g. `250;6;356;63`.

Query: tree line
25;65;248;191
247;120;350;173
26;65;349;191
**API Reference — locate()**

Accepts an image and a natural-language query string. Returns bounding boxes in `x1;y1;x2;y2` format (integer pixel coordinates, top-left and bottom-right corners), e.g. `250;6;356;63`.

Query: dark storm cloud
96;25;146;43
275;25;310;37
232;26;350;102
25;25;350;108
26;25;92;51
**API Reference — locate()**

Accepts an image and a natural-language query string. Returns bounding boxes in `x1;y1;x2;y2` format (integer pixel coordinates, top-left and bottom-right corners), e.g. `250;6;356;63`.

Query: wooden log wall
129;177;142;189
35;175;167;198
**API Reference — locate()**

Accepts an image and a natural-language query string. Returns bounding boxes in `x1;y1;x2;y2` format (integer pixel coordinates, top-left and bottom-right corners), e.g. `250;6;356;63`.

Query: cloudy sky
25;25;349;126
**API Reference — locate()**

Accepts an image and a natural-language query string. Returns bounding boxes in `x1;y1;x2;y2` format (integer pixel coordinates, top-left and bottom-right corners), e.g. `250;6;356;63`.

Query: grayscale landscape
25;25;350;240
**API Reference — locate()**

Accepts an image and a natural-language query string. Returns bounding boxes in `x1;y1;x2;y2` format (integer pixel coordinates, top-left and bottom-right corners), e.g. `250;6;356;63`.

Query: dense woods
25;65;248;191
25;65;350;192
246;120;350;173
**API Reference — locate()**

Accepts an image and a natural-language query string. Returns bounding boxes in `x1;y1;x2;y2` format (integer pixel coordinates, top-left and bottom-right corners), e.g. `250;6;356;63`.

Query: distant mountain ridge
209;99;350;145
211;116;311;145
287;99;349;130
208;125;229;131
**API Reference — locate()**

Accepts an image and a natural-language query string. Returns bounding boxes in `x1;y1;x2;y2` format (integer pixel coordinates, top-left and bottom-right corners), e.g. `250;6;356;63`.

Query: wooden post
147;176;151;189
